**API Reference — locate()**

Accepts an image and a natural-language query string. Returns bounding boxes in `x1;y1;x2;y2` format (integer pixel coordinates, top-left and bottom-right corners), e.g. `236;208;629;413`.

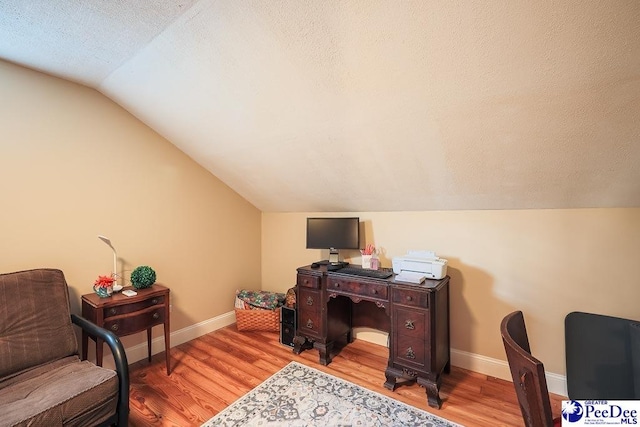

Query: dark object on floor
280;306;296;347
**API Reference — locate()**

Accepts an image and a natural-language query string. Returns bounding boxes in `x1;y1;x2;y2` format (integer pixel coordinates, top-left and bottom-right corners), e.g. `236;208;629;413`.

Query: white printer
392;250;448;281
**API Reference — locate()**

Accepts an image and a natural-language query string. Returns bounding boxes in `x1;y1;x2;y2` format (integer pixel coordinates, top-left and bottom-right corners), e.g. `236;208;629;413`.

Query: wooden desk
81;284;171;375
293;265;450;408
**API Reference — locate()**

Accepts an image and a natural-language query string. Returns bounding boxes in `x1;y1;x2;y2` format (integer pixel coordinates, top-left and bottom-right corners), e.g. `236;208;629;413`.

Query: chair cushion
0;269;78;378
0;356;118;427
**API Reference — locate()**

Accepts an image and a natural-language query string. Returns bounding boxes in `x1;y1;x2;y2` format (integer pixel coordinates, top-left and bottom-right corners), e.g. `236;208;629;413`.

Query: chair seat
0;356;118;427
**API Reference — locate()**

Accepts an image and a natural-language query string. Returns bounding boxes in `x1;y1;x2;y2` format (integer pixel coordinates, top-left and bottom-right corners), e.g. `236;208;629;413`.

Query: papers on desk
395;271;426;284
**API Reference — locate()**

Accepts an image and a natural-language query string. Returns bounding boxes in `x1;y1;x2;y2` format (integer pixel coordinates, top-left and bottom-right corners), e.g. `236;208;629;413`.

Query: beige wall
0;60;262;351
4;57;639;384
262;209;640;376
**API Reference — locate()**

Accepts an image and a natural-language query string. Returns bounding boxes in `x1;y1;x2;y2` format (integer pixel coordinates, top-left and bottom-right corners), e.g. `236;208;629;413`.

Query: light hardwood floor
128;325;565;426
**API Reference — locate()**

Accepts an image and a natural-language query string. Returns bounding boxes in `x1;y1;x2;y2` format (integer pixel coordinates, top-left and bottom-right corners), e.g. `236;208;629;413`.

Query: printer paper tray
395;271;426;284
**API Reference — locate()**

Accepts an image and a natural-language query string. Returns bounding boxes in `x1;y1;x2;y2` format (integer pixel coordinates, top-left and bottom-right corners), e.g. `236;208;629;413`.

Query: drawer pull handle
372;289;378;295
152;312;160;320
306;319;314;329
405;320;415;330
406;347;416;359
334;282;340;288
304;279;309;285
406;296;413;302
109;308;117;315
152;298;159;305
306;296;314;306
111;324;119;332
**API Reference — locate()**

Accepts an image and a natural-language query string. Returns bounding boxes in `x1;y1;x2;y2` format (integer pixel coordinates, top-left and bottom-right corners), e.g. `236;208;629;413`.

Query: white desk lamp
98;235;118;287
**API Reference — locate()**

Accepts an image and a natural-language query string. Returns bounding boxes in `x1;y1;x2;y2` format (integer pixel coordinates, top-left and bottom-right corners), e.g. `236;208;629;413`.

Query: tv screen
306;217;360;250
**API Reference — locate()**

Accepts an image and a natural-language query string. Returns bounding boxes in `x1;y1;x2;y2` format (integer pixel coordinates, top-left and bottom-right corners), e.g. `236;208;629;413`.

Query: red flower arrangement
94;275;115;288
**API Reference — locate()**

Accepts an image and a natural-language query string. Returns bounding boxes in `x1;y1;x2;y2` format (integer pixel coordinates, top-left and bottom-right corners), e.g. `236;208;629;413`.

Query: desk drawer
394;306;428;339
394;335;428;369
103;295;165;319
392;288;429;308
297;288;322;338
297;274;320;289
104;307;165;336
327;277;388;299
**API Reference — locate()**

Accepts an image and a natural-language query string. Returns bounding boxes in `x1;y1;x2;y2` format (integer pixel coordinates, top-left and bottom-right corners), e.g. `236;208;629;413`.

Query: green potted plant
130;266;156;289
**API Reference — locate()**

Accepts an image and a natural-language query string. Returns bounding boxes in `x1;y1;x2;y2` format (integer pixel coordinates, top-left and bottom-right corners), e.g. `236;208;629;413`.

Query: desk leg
147;328;152;362
384;368;399;391
293;335;313;355
316;341;333;366
418;376;443;409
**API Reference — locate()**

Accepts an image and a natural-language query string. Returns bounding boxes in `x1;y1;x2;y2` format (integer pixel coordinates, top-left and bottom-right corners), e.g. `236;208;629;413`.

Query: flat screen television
306;217;360;264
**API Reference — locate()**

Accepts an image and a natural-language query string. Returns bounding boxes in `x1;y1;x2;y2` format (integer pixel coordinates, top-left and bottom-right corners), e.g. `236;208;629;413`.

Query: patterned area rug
202;361;462;427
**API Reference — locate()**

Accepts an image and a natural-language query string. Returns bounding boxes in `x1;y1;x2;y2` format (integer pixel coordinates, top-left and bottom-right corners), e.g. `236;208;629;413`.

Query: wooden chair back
501;310;555;427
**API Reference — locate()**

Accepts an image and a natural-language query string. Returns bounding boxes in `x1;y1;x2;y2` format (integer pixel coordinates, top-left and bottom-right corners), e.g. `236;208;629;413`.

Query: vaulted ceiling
1;1;639;212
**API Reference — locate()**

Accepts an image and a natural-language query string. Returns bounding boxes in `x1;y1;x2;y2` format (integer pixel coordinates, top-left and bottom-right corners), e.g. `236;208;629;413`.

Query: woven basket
235;308;280;331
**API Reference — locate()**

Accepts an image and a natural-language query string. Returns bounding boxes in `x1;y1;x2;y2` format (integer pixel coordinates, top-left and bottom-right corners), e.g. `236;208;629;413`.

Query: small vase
362;255;372;269
94;284;113;298
370;255;380;270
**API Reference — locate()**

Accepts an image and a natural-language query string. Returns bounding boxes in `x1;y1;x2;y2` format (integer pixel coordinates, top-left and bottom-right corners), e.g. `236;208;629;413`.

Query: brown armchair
500;310;560;427
0;268;129;426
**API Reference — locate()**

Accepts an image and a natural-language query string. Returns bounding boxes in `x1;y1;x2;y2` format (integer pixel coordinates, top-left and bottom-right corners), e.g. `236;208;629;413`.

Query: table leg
164;322;171;375
96;338;103;366
81;331;88;360
147;328;152;362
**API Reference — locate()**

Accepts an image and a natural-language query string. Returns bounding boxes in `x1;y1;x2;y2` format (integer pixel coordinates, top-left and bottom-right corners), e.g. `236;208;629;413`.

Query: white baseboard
101;311;567;397
449;348;567;397
100;310;236;370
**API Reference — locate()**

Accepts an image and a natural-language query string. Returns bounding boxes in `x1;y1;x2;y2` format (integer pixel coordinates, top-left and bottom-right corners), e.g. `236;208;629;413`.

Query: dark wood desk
293;264;450;408
81;284;171;375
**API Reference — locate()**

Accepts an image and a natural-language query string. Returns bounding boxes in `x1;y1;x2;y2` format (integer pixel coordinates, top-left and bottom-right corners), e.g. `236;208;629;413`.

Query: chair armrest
71;314;129;426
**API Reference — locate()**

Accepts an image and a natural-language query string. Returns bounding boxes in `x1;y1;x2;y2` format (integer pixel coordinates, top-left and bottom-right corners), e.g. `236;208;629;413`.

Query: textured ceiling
1;1;639;212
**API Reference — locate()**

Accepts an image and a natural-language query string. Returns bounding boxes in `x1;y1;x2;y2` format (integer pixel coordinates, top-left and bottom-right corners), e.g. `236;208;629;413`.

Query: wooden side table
81;284;171;375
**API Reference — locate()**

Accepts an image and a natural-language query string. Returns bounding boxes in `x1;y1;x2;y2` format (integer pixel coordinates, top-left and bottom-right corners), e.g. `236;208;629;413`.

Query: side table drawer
104;307;165;336
104;295;166;319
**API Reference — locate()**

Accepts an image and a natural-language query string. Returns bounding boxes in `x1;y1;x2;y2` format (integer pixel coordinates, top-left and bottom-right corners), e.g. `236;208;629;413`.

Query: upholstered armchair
0;268;129;426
